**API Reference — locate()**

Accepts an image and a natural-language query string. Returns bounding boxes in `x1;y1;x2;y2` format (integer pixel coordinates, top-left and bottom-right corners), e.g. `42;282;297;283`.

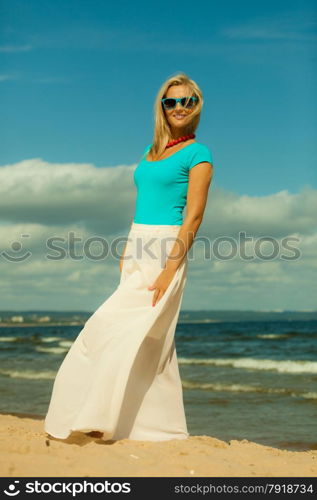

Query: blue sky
1;0;316;194
1;0;316;310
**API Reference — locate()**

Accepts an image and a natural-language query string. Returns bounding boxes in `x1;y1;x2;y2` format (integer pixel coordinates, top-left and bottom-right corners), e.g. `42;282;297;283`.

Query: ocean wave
182;380;317;399
58;341;73;348
0;369;56;379
0;336;66;344
35;346;68;354
41;337;64;343
178;357;317;374
257;334;289;339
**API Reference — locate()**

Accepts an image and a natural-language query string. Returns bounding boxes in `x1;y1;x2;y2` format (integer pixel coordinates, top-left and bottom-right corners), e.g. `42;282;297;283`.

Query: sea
0;310;316;452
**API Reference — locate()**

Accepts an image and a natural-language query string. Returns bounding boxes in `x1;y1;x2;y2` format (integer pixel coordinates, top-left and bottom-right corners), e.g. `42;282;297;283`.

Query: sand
0;413;316;477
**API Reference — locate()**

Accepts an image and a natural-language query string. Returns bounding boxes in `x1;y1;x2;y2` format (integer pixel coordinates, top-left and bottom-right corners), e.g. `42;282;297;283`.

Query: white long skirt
44;222;189;441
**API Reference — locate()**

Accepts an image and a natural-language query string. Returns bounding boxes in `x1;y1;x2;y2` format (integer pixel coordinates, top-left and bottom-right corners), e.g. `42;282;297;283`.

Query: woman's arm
148;162;213;305
165;161;213;272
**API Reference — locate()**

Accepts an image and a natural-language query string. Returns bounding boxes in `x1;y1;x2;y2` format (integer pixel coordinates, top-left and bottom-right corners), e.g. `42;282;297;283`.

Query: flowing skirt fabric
44;222;189;441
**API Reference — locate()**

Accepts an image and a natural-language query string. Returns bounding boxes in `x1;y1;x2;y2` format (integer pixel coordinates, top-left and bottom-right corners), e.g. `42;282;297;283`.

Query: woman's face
163;84;197;135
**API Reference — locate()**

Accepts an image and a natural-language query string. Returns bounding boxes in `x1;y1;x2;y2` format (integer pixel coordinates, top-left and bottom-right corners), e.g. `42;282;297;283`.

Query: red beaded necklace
165;133;195;149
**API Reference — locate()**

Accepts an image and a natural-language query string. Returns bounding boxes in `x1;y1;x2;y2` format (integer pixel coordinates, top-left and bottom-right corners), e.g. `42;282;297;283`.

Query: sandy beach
0;413;316;477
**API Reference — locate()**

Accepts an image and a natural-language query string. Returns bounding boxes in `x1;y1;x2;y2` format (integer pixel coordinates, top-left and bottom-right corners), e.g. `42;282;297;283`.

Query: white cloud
0;158;136;233
0;158;316;310
1;158;316;238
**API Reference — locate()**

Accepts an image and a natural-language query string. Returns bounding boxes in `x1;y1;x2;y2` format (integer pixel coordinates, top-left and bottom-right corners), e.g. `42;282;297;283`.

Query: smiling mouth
173;114;186;119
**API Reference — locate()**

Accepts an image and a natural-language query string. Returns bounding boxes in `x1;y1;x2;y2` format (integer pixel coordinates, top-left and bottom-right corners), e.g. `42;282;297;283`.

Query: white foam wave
41;337;64;343
0;336;66;343
0;369;56;379
257;334;288;339
302;392;317;399
182;380;317;399
58;341;73;348
35;346;68;354
178;357;317;374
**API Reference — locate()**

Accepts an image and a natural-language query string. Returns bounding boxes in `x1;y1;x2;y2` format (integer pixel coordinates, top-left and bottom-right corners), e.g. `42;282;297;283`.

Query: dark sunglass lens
163;98;176;109
182;97;195;108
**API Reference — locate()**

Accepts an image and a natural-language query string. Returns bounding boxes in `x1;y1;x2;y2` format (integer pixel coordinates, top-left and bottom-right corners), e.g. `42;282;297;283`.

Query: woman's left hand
148;268;177;307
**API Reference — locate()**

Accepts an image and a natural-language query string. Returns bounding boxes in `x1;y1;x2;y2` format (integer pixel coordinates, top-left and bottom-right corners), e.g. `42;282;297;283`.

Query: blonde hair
148;72;203;161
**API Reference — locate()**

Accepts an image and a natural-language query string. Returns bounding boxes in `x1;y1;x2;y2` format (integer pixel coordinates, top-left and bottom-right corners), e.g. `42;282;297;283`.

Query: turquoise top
133;142;213;225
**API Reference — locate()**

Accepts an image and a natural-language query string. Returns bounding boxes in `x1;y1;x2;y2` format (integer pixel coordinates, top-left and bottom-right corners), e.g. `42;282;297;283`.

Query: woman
44;72;213;442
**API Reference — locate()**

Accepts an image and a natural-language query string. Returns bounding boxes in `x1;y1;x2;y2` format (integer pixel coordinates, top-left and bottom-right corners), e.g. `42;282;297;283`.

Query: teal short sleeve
188;144;213;170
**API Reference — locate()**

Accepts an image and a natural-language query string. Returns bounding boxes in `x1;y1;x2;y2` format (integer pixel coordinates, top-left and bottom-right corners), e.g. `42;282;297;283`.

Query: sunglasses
161;96;198;110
